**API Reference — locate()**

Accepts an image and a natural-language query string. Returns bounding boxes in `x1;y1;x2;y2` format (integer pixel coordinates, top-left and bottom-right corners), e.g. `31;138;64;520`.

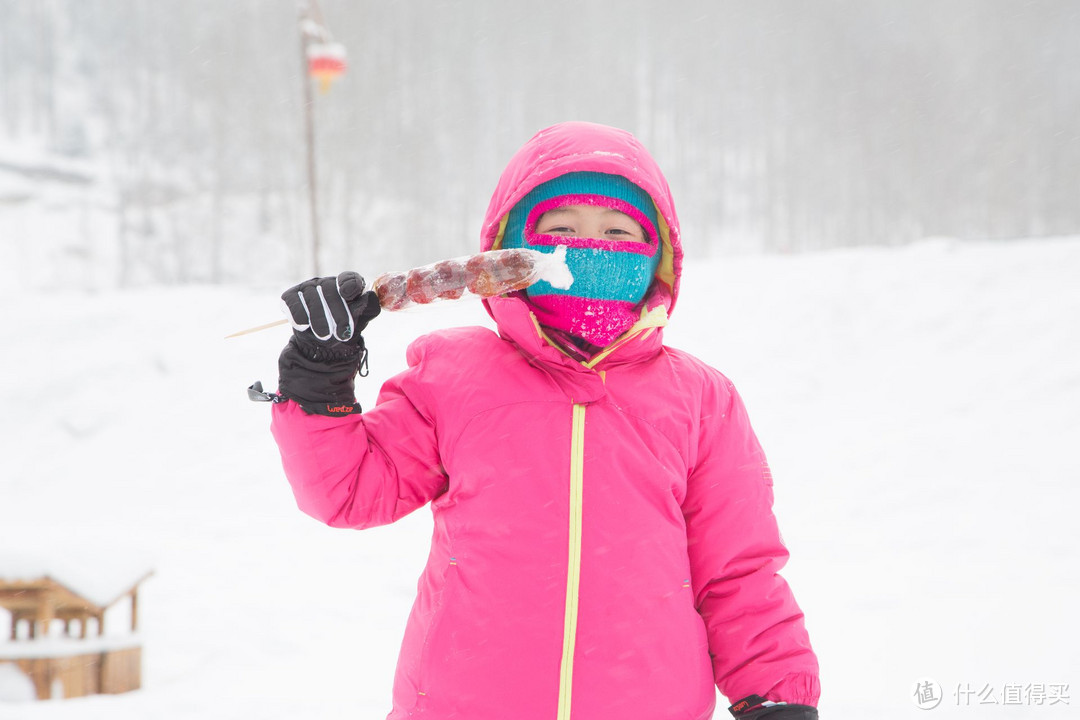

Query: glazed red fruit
464;254;494;295
405;267;440;305
431;260;467;300
492;249;535;292
461;259;481;291
466;250;532;295
376;250;541;310
373;272;409;311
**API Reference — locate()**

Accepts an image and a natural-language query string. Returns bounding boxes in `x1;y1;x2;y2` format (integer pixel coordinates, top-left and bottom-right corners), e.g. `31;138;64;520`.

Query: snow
1;236;1078;718
0;665;35;704
0;555;152;609
0;636;143;661
535;245;574;290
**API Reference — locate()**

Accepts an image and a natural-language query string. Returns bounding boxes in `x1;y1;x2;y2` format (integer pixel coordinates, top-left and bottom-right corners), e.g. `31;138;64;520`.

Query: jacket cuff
765;672;821;707
292;399;362;416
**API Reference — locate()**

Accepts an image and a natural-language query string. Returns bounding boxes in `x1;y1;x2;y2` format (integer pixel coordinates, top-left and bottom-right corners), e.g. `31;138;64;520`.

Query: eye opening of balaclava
500;171;663;347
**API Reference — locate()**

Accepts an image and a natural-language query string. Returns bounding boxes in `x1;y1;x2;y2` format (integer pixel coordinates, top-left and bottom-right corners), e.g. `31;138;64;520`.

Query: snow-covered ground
1;236;1078;719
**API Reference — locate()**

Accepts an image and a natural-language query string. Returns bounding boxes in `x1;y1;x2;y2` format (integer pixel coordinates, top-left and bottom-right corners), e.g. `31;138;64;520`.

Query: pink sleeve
683;380;820;707
270;359;448;530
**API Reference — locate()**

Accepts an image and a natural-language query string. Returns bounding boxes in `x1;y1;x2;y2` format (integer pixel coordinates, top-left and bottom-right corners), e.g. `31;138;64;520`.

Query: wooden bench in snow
0;559;152;701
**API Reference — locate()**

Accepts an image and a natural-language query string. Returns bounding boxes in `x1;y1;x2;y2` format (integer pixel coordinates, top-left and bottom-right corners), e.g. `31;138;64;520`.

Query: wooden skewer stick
225;318;289;339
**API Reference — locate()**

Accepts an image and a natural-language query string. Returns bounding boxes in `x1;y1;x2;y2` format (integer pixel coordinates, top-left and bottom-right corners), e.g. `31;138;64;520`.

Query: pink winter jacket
272;122;819;719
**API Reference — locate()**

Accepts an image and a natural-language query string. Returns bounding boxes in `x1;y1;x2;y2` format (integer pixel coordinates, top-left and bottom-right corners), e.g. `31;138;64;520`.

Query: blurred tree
0;0;1076;287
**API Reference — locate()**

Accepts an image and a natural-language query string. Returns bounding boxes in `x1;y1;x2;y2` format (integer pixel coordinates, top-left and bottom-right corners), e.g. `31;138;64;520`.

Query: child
270;121;820;720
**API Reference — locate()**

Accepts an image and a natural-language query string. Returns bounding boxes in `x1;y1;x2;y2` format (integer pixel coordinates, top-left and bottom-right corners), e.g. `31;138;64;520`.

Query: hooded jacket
271;122;819;719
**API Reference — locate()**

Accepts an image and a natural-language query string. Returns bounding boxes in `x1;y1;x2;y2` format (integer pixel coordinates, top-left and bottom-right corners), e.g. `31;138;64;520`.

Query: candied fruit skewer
372;247;571;311
224;247;572;338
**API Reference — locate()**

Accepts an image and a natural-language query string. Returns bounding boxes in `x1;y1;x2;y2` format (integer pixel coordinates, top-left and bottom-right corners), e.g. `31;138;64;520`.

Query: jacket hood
481;122;683;319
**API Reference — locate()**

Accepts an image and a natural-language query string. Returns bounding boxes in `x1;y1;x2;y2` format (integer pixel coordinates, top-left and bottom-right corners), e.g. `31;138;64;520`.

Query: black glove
729;696;818;720
276;272;381;416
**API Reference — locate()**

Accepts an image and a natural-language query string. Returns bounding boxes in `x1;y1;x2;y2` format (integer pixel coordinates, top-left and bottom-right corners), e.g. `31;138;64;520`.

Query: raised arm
269;271;447;529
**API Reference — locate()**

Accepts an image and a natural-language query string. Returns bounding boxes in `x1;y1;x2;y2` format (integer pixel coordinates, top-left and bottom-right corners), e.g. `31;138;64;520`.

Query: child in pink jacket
269;121;820;720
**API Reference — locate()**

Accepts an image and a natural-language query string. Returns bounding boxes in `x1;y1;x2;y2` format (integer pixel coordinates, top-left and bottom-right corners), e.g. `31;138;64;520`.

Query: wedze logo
326;405;356;414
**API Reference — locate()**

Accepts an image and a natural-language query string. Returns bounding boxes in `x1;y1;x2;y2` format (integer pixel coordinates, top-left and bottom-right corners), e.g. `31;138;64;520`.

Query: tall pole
298;1;321;276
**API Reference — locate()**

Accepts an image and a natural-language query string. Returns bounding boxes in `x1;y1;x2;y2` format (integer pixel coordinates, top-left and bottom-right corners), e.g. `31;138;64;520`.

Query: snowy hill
1;237;1078;719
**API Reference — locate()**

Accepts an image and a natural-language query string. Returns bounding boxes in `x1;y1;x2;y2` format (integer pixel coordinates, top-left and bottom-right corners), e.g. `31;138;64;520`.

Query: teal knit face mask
501;172;662;346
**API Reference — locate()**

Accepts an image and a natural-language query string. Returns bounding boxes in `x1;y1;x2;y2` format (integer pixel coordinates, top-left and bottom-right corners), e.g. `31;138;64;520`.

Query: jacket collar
489;294;667;400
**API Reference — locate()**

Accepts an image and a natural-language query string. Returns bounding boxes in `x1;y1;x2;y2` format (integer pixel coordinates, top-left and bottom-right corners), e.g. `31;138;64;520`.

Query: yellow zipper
557;403;587;720
550;306;667;717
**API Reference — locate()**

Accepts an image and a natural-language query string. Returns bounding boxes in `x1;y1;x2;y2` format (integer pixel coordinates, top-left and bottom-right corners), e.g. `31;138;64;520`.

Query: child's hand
281;271;381;346
276;272;382;416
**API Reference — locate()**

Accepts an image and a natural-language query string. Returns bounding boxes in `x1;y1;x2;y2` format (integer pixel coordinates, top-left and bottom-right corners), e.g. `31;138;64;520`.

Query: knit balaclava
500;171;662;347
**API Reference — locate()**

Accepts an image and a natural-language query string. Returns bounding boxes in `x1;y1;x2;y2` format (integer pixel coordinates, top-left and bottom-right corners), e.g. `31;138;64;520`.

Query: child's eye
606;227;645;241
543;226;574;234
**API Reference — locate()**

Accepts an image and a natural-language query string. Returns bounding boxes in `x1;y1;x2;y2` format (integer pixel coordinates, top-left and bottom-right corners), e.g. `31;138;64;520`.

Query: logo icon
912;678;943;710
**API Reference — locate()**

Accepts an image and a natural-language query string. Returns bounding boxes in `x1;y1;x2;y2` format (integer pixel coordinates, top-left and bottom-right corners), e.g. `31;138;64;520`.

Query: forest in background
1;0;1078;287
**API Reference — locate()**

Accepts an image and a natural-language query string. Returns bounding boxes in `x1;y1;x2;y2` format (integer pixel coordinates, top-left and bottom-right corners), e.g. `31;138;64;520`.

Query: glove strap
248;381;284;403
247;380;361;416
358;346;370;378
